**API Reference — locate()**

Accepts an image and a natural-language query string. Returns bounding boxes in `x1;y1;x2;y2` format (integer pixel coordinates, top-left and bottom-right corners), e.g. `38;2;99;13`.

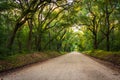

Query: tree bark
94;33;98;49
106;34;110;51
17;35;22;53
7;23;21;49
37;34;42;51
106;6;110;51
27;19;33;50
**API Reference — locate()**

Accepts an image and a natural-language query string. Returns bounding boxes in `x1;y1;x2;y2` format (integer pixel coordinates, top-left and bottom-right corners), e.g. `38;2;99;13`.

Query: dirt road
0;52;120;80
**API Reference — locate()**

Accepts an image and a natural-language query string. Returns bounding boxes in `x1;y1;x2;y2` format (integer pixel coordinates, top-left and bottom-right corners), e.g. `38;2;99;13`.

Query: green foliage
0;1;11;11
83;50;120;65
0;0;120;58
73;0;120;51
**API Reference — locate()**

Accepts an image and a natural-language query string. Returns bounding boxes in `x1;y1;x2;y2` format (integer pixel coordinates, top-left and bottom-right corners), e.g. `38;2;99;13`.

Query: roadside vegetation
0;51;65;72
83;50;120;66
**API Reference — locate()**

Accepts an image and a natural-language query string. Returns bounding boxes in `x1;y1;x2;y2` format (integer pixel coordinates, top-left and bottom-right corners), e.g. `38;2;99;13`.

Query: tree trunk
48;31;51;50
37;34;42;51
94;33;98;49
7;16;28;49
57;43;61;51
106;8;110;51
17;36;22;53
106;34;110;51
7;24;20;49
27;19;33;50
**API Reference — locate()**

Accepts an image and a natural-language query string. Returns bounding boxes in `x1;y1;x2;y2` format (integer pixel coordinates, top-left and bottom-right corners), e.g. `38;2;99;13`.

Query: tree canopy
0;0;120;56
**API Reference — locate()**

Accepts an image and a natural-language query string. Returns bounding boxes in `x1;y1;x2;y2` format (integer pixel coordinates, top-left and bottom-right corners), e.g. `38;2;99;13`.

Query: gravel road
0;52;120;80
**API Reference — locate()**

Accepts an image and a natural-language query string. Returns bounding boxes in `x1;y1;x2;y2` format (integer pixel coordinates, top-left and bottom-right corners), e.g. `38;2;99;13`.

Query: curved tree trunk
7;23;23;49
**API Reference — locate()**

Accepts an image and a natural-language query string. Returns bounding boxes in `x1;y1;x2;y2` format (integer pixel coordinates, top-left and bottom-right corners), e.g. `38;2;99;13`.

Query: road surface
0;52;120;80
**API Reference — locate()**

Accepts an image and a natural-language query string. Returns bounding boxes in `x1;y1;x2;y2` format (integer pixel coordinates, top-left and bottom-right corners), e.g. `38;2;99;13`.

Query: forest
0;0;120;59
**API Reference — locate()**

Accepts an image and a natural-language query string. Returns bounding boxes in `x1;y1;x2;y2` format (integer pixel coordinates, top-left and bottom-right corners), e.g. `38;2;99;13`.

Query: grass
82;50;120;66
0;51;65;72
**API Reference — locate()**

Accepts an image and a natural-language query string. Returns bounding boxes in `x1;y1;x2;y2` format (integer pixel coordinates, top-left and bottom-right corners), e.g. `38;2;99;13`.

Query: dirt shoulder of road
83;54;120;73
0;51;65;73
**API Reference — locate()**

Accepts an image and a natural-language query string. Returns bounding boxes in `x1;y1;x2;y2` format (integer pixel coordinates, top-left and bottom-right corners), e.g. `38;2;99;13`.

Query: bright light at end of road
72;25;84;34
72;27;79;32
67;0;73;3
67;0;73;4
